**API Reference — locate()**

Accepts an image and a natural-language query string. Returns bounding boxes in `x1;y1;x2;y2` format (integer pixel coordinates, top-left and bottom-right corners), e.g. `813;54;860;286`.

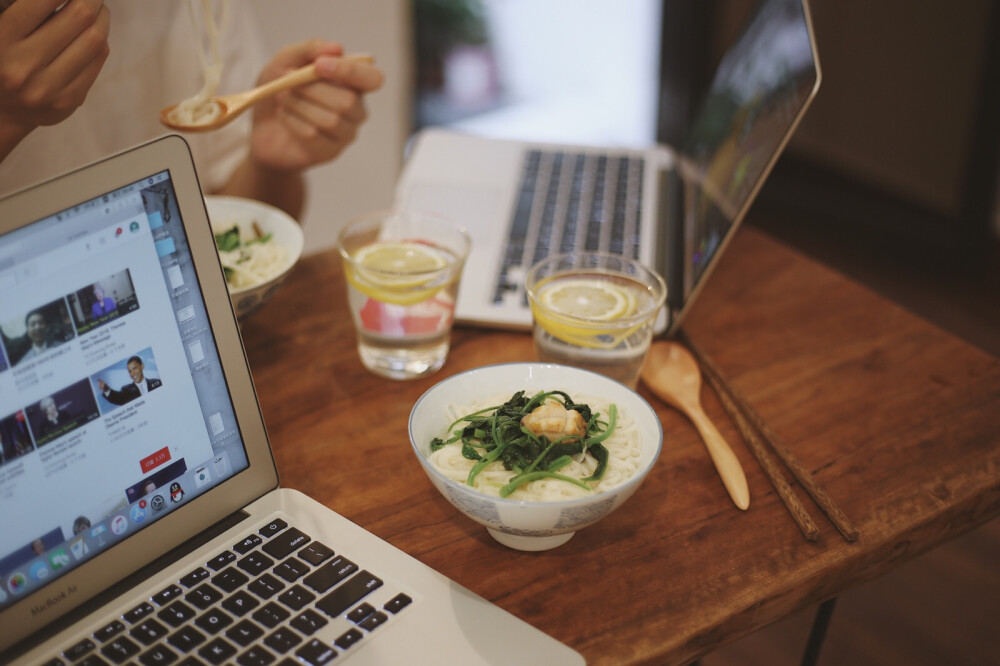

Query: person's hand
248;39;384;173
0;0;110;155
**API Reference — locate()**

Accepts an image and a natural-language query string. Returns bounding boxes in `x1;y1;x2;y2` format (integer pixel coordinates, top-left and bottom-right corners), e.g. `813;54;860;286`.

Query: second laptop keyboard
494;149;645;305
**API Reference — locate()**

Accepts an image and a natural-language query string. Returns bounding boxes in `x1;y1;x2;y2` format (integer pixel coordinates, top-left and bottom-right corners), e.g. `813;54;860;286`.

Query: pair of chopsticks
677;330;858;543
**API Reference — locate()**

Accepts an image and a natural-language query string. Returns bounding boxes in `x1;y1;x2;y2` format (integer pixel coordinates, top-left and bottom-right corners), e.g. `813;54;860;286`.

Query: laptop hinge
657;166;685;319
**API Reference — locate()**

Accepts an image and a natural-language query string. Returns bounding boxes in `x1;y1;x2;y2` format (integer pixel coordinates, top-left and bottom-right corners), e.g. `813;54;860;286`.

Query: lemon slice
346;241;452;305
532;277;644;349
354;242;447;274
538;279;635;320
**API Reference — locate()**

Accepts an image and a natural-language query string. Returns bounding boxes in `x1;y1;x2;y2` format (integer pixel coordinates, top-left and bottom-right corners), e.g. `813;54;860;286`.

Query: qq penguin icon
169;482;184;504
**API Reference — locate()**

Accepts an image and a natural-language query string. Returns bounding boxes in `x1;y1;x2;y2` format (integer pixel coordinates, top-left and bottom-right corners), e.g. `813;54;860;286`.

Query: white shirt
21;344;48;361
0;3;266;197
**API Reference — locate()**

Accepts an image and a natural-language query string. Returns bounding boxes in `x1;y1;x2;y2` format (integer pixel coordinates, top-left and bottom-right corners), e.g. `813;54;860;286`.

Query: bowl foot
487;529;575;551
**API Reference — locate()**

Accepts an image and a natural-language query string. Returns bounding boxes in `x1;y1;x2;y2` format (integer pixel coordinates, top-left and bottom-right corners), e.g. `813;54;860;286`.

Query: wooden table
239;226;1000;665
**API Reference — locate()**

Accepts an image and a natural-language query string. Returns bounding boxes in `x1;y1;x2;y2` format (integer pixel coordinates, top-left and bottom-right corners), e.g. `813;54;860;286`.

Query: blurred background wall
248;0;999;269
786;0;992;221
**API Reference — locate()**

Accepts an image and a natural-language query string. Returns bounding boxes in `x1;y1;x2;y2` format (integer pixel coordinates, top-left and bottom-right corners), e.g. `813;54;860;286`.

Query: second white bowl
409;362;662;551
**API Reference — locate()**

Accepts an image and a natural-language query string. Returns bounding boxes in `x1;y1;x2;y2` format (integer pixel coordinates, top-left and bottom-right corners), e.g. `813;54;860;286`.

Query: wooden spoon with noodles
641;341;750;510
160;54;374;133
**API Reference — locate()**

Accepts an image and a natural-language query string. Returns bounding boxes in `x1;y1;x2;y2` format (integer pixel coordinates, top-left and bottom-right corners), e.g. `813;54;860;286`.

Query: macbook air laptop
0;135;583;665
395;0;820;334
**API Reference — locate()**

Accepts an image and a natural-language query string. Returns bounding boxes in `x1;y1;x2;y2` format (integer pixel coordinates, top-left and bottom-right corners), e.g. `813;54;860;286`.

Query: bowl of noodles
205;195;304;319
409;362;662;551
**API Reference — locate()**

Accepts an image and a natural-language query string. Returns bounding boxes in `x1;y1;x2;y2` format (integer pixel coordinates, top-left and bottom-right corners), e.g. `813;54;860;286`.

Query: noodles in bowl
214;223;289;290
409;363;662;551
428;390;644;501
205;196;303;319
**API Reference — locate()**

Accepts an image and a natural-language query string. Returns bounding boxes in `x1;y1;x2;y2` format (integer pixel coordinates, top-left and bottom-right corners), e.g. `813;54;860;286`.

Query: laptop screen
681;0;818;298
0;169;250;609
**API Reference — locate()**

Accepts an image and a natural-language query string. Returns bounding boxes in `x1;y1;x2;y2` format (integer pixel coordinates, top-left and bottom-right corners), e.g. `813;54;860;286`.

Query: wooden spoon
160;54;374;133
641;341;750;510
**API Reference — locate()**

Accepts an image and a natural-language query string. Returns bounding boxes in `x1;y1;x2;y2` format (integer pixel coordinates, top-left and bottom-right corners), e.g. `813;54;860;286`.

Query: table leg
801;597;838;666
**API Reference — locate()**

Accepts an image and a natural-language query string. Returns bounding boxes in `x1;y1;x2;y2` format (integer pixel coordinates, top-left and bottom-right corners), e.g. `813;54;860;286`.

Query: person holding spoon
0;0;384;219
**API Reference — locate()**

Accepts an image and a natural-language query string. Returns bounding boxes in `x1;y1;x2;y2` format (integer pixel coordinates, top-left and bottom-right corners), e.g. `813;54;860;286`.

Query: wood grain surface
238;227;1000;665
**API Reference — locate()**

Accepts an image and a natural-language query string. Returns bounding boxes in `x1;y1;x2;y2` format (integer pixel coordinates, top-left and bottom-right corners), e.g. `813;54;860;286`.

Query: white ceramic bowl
409;363;663;551
204;195;304;319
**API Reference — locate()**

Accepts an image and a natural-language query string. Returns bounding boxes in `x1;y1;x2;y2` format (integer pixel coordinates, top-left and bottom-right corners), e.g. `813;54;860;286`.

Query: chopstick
679;331;859;543
695;353;821;541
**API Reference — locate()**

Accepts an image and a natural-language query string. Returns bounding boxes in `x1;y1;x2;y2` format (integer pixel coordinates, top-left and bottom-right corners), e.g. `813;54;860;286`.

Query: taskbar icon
6;572;28;595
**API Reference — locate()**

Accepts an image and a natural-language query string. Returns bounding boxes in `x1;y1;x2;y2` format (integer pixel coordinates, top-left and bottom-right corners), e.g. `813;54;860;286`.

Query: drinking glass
337;210;471;380
525;252;666;388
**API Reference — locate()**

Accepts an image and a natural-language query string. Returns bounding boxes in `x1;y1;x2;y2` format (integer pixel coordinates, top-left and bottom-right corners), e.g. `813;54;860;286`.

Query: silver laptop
395;0;820;335
0;135;583;665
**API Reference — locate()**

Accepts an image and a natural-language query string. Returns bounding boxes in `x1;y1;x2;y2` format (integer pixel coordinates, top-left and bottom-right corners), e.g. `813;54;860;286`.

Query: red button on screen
140;447;171;473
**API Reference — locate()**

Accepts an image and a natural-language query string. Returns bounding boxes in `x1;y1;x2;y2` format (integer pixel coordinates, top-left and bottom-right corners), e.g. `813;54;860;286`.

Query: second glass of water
525;252;666;388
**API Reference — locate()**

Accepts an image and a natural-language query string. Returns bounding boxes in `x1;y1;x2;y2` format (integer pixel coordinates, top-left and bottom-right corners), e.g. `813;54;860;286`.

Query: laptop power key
258;519;288;538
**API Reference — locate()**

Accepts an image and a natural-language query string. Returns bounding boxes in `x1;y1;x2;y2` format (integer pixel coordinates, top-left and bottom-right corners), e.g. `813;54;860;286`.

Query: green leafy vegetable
214;225;242;252
214;223;274;285
432;390;618;498
215;224;273;249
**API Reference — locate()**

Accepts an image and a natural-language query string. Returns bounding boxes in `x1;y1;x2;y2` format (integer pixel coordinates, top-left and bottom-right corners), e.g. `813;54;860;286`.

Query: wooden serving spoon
160;54;374;133
641;341;750;510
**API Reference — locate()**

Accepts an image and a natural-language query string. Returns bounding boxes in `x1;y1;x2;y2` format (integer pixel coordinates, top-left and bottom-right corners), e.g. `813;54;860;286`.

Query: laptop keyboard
494;148;645;306
44;518;413;666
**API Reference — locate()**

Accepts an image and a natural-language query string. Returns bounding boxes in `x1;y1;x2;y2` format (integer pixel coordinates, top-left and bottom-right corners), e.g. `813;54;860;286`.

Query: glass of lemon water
525;252;667;388
337;210;471;380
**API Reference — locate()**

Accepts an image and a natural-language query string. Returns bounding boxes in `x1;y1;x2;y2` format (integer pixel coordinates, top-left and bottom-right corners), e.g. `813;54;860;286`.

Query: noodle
214;224;288;290
167;0;229;126
427;392;643;501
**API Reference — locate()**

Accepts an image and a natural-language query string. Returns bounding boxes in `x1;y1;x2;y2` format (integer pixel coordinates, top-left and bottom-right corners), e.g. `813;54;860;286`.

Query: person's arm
102;385;133;406
216;157;307;221
0;0;110;163
213;40;384;219
97;378;130;405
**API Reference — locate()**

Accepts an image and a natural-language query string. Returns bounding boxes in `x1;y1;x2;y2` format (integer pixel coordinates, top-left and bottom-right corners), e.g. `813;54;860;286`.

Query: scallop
521;401;587;441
